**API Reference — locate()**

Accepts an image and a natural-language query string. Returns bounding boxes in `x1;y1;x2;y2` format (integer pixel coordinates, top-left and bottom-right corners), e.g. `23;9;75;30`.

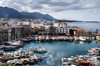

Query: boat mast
15;27;16;40
8;27;11;41
17;27;20;40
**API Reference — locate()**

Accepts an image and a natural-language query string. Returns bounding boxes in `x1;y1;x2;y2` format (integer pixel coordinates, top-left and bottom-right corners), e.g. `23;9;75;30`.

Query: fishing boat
34;46;47;53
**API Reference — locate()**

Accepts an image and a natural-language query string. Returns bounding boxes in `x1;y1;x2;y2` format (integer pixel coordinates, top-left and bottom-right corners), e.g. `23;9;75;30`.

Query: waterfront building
45;26;50;33
56;22;70;35
0;29;8;42
58;22;68;27
56;27;70;35
53;22;59;27
31;22;43;28
74;31;92;37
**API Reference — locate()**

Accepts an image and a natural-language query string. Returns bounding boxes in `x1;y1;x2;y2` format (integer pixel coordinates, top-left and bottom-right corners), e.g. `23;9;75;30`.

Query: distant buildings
56;22;70;35
74;31;92;37
0;18;98;42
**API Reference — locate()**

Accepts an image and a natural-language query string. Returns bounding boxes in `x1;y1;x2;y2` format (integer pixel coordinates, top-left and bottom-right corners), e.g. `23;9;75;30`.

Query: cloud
0;0;100;12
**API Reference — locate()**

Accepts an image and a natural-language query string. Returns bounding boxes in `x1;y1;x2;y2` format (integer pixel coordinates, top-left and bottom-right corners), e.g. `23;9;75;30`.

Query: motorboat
96;36;100;41
21;58;29;64
34;46;47;53
79;36;87;41
13;59;23;65
28;58;35;64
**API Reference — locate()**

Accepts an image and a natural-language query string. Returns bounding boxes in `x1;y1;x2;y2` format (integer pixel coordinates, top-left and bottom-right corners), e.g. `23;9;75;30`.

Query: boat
27;37;33;41
79;36;87;41
38;56;45;61
14;59;23;65
28;59;35;64
0;50;5;55
7;60;14;64
34;46;47;53
3;46;17;51
8;59;23;65
21;38;29;42
29;57;35;64
96;36;100;41
61;58;67;62
7;27;23;47
21;58;29;64
31;55;38;62
8;40;22;46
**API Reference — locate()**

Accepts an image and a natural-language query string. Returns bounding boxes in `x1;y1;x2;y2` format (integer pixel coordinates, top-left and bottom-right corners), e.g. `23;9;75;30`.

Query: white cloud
0;0;100;21
0;0;100;12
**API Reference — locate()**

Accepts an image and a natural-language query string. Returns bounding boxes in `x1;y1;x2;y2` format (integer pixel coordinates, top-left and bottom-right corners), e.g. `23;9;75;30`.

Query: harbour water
6;22;100;66
6;41;100;66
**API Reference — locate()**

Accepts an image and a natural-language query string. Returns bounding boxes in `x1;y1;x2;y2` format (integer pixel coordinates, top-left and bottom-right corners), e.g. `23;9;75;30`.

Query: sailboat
7;27;22;46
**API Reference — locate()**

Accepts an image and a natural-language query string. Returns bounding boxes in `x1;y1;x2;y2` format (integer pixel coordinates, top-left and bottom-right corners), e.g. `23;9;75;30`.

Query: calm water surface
6;22;100;66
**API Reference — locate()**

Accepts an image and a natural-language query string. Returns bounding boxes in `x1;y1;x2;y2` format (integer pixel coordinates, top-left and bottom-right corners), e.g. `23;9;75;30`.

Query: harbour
4;40;100;66
0;0;100;65
0;20;100;66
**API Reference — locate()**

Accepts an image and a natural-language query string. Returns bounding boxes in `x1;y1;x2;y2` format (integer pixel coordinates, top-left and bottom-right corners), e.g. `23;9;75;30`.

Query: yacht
34;46;47;53
8;40;22;46
79;36;87;41
96;36;100;41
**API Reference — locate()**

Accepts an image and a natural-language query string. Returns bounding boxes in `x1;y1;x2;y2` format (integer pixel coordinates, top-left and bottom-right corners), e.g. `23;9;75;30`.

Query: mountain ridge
0;6;55;20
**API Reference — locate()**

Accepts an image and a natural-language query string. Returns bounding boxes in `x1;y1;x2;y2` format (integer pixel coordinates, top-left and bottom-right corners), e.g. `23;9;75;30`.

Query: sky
0;0;100;21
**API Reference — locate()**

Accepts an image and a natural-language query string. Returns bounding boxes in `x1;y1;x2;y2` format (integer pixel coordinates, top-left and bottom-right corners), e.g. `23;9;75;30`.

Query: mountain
21;12;55;20
0;7;24;18
0;6;55;20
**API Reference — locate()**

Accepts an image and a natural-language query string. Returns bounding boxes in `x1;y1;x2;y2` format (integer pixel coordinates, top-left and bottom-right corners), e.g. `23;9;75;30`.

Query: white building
57;27;70;35
56;22;70;35
53;23;59;27
45;25;51;33
31;22;43;28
